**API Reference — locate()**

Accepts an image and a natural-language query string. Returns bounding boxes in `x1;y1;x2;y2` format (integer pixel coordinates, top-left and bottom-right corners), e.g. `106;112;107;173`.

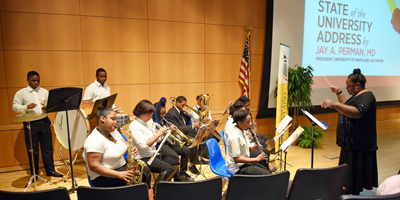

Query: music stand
280;126;304;170
88;93;117;118
272;115;292;171
300;109;328;168
46;87;82;193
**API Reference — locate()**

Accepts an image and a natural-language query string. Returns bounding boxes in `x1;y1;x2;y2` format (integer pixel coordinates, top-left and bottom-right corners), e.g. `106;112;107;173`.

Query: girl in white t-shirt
84;106;151;187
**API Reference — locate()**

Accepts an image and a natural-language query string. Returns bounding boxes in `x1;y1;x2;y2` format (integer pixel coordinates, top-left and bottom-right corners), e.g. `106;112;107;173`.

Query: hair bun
353;68;361;74
159;97;167;107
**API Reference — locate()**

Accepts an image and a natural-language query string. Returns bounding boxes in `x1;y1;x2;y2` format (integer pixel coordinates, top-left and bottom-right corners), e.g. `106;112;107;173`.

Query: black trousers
141;156;178;180
161;142;190;173
236;162;271;175
23;117;55;176
91;164;152;188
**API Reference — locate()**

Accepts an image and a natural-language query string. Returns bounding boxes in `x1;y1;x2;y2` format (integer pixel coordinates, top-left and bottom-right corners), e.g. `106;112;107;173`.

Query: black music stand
300;109;328;169
47;87;82;193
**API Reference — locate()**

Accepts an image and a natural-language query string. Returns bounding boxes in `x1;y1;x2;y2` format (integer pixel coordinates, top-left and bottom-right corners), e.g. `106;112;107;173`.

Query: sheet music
301;109;328;130
276;115;292;133
281;126;304;152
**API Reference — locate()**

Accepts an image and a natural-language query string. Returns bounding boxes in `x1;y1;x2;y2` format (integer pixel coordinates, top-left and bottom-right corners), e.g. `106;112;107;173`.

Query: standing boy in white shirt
12;71;63;177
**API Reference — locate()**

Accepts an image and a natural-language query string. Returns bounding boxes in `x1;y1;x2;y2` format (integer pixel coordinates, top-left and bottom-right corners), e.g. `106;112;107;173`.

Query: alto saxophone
125;128;147;185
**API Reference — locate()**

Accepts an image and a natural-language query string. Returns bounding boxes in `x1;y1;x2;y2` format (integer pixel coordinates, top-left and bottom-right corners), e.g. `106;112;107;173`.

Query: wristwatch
336;90;342;95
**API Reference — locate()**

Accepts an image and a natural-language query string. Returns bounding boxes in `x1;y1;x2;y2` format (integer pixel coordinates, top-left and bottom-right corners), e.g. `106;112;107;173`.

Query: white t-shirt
129;118;157;159
225;116;254;147
226;126;251;174
84;128;127;180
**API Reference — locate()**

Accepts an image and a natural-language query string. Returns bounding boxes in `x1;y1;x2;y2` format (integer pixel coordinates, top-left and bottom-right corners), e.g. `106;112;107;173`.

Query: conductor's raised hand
330;86;340;94
321;99;336;109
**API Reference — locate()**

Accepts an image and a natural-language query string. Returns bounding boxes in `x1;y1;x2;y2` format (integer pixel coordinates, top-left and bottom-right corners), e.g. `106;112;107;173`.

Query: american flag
239;36;250;97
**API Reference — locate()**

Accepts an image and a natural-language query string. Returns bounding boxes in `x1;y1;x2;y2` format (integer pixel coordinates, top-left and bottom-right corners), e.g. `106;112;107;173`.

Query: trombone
152;123;185;149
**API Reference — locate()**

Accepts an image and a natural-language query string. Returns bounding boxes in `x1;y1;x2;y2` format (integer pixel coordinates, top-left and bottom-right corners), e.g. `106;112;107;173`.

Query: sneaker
189;165;200;175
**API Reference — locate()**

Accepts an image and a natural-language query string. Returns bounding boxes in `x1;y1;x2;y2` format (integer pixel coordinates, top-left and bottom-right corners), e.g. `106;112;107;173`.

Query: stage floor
1;118;399;200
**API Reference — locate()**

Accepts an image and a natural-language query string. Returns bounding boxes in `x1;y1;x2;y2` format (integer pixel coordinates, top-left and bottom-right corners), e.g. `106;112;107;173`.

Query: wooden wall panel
251;28;266;55
149;83;204;111
205;24;247;54
0;18;2;49
81;17;148;52
250;55;264;82
205;0;252;26
0;89;10;125
253;0;267;28
0;131;15;167
149;21;204;53
148;0;204;23
149;53;204;84
0;52;6;87
0;0;80;14
204;54;241;82
205;82;242;110
111;84;151;115
4;51;84;88
12;129;29;166
82;52;149;85
80;0;148;19
1;13;82;50
250;81;261;108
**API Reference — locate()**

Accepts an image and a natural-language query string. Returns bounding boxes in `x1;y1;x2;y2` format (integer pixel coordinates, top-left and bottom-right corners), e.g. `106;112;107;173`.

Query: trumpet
152;122;185;148
163;118;193;146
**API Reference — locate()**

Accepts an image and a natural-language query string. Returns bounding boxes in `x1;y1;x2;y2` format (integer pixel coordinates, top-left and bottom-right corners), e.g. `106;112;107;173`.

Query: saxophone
123;128;147;185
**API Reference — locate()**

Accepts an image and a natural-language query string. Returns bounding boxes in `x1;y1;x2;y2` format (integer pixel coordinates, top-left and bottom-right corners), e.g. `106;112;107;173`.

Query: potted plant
275;65;324;148
295;125;324;148
274;64;314;128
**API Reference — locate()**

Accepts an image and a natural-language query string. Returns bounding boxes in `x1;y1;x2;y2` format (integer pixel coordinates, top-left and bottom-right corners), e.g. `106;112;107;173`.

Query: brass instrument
124;128;146;185
170;96;222;141
163;118;193;146
182;108;222;141
152;123;185;148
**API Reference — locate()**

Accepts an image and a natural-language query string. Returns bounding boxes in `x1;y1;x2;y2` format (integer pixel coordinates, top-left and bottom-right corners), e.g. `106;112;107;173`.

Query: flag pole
245;26;252;98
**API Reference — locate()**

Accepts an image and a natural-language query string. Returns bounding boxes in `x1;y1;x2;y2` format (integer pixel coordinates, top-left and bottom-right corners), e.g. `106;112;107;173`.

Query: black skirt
339;148;378;194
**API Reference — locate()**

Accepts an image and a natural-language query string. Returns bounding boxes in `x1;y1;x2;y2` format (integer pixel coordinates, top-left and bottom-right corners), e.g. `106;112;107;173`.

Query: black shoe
189;165;200;175
47;171;63;177
199;157;209;164
180;172;194;182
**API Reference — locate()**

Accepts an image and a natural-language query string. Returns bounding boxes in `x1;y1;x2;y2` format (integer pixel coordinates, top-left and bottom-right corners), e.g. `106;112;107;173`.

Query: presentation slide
259;0;400;117
303;0;400;76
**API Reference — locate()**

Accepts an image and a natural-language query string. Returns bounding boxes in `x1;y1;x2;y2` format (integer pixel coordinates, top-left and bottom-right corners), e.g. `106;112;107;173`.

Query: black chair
225;171;290;200
155;177;222;200
340;192;400;200
287;164;349;200
77;183;149;200
0;187;70;200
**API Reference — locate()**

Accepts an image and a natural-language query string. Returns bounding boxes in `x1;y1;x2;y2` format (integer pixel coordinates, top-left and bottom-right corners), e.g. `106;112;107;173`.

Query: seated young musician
129;100;180;187
226;109;271;175
152;97;193;181
84;105;151;187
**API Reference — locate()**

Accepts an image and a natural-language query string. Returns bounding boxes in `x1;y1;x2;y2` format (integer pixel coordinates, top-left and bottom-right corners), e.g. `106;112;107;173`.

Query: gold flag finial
245;26;253;34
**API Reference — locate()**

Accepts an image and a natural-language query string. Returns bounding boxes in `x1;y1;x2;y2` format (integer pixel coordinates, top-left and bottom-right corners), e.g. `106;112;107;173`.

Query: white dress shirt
83;80;111;101
13;86;48;115
129;118;157;159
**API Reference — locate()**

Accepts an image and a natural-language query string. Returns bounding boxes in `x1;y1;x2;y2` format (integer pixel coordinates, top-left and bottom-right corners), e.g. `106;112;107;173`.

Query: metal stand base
59;146;82;185
24;121;59;192
193;158;209;180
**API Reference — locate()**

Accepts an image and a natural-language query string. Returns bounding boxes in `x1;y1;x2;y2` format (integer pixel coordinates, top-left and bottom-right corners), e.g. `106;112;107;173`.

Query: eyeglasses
147;113;154;117
346;84;354;89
